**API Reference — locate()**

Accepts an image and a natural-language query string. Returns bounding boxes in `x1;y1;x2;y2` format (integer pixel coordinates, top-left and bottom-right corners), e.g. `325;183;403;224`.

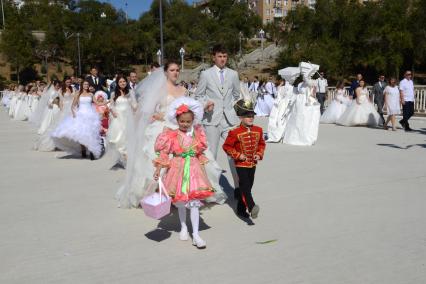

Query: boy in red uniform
223;99;266;219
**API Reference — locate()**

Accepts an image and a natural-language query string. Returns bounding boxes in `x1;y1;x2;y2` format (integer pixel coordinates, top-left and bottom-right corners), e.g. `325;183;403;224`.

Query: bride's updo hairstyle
163;59;180;71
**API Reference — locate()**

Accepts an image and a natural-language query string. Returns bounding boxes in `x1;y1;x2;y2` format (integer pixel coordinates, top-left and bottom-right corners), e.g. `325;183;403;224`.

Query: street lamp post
259;29;265;59
65;32;91;77
179;47;185;71
239;31;243;57
1;0;5;30
159;0;164;65
157;49;162;66
76;33;82;76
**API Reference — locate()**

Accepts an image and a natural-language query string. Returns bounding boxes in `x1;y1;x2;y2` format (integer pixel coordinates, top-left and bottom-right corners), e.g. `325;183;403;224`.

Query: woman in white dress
267;67;300;143
337;79;380;127
254;80;274;116
116;61;226;208
320;82;351;124
383;77;401;131
107;75;137;166
51;80;101;160
282;62;321;146
2;85;13;108
8;86;18;118
13;86;30;121
34;79;76;152
37;81;61;135
58;77;76;120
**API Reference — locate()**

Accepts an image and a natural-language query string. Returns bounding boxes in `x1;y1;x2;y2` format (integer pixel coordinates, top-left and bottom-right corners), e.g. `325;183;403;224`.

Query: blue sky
102;0;197;19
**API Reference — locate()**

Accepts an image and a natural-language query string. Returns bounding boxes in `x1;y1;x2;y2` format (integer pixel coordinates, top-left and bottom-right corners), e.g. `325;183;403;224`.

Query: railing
326;86;426;114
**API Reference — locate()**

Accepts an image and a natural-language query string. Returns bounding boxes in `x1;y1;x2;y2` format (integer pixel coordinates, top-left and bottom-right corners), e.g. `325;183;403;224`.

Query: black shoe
237;211;250;218
90;152;95;160
399;120;405;128
405;127;413;132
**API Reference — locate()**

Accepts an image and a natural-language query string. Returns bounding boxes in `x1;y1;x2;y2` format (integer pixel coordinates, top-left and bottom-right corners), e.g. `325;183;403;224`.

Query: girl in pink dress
153;97;214;249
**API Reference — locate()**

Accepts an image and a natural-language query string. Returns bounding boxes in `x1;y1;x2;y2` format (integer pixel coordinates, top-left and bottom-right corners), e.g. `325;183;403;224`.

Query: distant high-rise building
193;0;378;25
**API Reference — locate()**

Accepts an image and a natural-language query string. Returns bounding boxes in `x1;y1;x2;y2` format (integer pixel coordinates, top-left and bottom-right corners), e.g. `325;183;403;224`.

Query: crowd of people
0;45;267;249
0;43;417;249
240;70;415;134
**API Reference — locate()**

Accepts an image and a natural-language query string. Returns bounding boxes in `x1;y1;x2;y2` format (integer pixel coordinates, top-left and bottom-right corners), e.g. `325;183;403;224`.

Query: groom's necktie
219;69;224;85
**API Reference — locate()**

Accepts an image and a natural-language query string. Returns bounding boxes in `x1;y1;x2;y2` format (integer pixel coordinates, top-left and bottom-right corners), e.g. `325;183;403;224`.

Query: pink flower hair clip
176;104;189;116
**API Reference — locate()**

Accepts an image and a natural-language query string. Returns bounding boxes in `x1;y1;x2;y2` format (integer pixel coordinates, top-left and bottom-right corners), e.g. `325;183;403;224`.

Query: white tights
178;206;200;238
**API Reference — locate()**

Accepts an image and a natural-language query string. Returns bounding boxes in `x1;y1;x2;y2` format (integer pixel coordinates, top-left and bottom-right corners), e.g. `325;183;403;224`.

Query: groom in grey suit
195;45;241;187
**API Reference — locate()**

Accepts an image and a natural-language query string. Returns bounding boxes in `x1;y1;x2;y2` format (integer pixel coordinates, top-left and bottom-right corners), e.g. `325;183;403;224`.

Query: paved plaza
1;109;426;284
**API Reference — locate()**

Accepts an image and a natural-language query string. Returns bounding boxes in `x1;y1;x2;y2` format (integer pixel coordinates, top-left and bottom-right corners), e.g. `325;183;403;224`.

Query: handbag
140;177;171;220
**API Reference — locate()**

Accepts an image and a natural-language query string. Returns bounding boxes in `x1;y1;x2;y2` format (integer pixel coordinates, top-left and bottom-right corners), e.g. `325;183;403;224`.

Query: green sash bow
181;148;196;194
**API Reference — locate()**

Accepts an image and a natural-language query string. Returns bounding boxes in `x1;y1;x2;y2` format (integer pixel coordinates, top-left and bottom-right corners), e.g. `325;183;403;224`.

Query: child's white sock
190;207;200;238
178;207;187;232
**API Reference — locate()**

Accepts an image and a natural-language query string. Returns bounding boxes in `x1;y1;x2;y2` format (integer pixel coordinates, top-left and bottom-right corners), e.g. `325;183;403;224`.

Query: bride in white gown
337;79;380;127
116;62;226;208
34;79;76;152
281;62;321;146
320;82;351;124
51;80;101;159
37;82;61;135
267;67;300;142
106;75;137;166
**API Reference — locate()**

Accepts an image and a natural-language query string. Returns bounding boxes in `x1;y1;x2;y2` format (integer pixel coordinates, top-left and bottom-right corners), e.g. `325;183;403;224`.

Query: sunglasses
406;73;412;76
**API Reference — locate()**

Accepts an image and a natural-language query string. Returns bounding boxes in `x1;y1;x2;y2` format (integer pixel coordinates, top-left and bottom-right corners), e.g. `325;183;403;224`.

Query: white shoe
179;229;189;241
192;235;206;249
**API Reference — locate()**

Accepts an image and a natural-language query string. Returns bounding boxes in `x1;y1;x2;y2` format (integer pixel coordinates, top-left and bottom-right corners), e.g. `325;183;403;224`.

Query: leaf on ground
256;239;278;244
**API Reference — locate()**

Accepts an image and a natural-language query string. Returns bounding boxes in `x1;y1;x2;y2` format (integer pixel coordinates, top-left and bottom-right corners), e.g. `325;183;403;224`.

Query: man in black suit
86;66;106;93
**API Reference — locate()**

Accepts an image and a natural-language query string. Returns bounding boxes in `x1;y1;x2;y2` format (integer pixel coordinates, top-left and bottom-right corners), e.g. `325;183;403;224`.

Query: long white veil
29;85;55;128
115;70;168;208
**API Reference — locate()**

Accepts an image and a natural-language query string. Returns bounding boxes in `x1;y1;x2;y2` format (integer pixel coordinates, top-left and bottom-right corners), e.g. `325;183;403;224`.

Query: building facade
194;0;378;25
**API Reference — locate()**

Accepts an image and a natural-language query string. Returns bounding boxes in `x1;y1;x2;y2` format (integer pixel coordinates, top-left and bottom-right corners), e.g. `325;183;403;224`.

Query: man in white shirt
249;76;259;92
399;70;415;131
316;71;328;114
242;77;250;90
265;76;277;98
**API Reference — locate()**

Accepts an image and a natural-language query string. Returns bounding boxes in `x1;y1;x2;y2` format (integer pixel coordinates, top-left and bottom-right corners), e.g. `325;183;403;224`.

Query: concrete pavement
1;109;426;284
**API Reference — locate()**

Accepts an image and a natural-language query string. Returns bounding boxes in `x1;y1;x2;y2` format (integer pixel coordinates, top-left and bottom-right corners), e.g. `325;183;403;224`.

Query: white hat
94;90;108;100
278;67;300;85
167;97;203;124
299;62;320;79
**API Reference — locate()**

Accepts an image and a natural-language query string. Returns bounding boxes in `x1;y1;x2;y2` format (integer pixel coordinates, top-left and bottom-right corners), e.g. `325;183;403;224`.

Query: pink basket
140;178;171;220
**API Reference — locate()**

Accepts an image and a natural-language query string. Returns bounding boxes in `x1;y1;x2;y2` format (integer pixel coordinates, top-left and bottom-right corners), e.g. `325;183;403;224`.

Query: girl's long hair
61;76;73;94
113;75;129;102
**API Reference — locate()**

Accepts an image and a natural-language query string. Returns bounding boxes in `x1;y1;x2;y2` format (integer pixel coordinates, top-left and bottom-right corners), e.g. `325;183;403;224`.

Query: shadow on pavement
377;143;426;149
145;207;211;242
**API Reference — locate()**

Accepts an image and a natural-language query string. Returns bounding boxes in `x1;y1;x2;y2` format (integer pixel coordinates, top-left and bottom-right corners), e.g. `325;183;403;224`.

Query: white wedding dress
106;93;136;165
13;93;30;121
8;92;18;118
267;83;296;142
37;103;60;135
51;95;102;158
320;89;351;124
282;82;321;146
2;91;12;108
116;70;226;208
337;88;380;127
34;91;74;152
254;85;274;116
